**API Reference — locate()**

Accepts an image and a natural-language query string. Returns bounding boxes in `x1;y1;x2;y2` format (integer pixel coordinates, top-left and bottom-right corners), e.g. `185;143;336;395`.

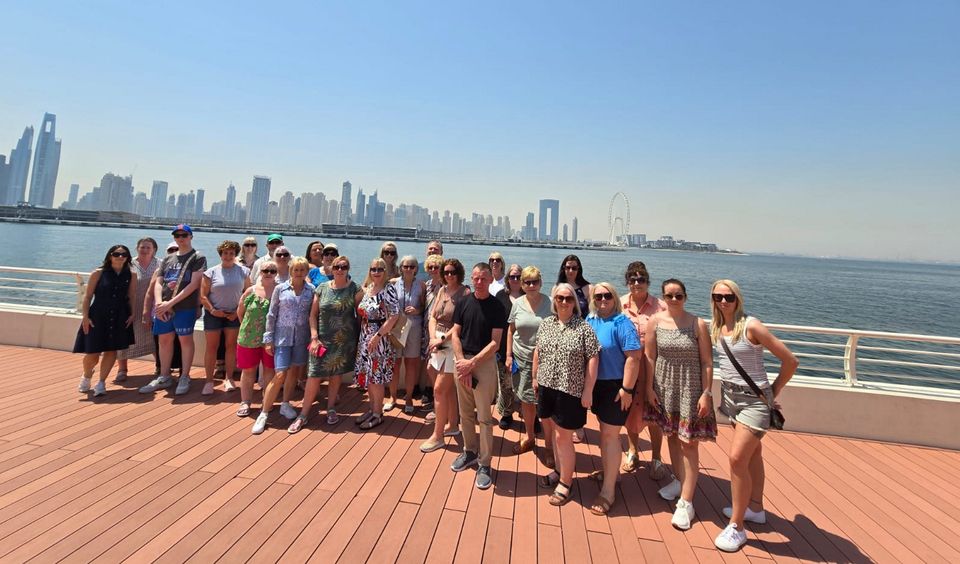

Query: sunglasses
243;243;257;248
555;295;575;304
110;251;129;258
382;250;397;256
712;293;736;303
274;252;291;258
522;279;540;286
323;250;339;256
426;265;440;271
443;270;457;276
593;292;614;302
508;275;521;281
173;233;189;239
267;240;282;245
401;265;417;270
489;258;503;263
564;265;579;271
664;293;685;301
260;269;278;275
628;276;648;285
333;264;349;271
369;267;385;273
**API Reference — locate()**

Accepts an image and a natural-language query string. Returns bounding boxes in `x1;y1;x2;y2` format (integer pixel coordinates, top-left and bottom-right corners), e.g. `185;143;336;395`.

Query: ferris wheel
608;192;630;245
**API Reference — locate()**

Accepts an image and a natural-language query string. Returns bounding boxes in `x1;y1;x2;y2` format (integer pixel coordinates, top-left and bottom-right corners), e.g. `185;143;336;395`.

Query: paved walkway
1;345;957;563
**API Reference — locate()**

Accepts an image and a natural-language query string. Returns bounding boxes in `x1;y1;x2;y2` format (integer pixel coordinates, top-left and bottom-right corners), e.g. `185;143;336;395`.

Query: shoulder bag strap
173;250;197;296
720;336;771;406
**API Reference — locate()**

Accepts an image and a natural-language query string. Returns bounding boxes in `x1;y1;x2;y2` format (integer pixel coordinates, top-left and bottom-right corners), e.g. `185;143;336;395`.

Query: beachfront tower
28;113;62;208
339;181;352;225
248;176;271;224
538;199;559;242
5;126;33;206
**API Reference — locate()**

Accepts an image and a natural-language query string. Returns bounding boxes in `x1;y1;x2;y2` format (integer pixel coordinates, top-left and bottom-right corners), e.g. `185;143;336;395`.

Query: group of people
73;224;798;553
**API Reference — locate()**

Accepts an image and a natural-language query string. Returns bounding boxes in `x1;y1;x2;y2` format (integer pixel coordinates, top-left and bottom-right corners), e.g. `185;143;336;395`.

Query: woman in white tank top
710;279;798;552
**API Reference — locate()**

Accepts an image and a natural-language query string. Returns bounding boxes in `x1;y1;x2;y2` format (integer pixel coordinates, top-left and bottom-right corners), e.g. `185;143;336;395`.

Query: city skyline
1;2;958;261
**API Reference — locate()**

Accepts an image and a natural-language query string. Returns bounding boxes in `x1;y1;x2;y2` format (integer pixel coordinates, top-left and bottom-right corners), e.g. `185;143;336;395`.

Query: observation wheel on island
608;192;630;246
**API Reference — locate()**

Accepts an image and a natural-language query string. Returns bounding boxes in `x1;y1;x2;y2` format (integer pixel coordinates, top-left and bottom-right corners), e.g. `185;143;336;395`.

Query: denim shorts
153;309;198;336
273;344;308;371
719;381;773;436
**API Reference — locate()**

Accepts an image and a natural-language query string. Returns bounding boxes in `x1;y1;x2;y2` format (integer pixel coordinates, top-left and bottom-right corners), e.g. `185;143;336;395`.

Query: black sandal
359;414;383;430
549;482;572;506
355;411;374;425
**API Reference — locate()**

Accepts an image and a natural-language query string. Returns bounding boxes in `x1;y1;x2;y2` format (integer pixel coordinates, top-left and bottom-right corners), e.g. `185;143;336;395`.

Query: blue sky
2;1;958;261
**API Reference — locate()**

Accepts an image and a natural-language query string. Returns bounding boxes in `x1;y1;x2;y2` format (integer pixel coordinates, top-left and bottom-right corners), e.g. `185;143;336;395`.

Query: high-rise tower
5;127;33;205
339;181;352;225
248;176;271;224
28;113;62;207
538;199;559;241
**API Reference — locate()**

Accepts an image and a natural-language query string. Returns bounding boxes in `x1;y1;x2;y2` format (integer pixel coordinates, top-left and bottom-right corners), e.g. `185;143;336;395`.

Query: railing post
843;335;859;386
74;273;85;313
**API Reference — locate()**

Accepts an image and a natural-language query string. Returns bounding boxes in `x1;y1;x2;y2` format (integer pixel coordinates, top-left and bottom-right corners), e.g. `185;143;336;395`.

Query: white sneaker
715;523;748;552
78;377;91;393
279;402;298;419
252;412;269;434
93;381;107;397
658;478;682;501
723;506;767;524
671;499;695;530
175;376;191;395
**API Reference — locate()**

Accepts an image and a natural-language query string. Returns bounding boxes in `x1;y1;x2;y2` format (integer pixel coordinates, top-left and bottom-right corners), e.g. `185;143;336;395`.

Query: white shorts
429;330;456;373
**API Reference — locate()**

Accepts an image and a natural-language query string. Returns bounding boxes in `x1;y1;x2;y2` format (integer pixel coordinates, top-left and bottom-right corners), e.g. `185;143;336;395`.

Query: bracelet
702;390;713;398
621;385;635;394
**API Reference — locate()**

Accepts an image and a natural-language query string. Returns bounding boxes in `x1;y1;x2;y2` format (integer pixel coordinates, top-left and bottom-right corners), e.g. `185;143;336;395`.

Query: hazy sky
2;1;958;262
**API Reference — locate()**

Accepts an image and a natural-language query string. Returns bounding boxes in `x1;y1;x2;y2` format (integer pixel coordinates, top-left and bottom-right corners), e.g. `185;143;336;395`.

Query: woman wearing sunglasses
290;255;363;431
354;257;402;430
419;258;469;452
533;283;600;506
272;246;292;284
620;261;667;479
556;254;592;443
710;279;797;552
379;241;400;279
200;240;251;395
235;259;278;417
75;245;137;397
585;282;641;515
389;255;426;414
505;266;552;458
418;253;446;416
308;242;339;286
494;263;524;430
644;278;717;531
240;237;259;269
116;237;160;382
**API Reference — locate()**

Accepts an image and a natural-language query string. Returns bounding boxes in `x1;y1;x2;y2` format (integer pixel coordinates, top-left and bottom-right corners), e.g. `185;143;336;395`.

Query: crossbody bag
720;337;785;430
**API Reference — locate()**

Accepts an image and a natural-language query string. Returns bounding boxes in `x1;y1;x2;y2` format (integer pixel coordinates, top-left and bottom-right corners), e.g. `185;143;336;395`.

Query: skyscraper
5;126;33;205
248;176;271;224
571;217;578;242
28;113;62;208
522;212;537;240
66;183;79;208
225;183;236;220
195;189;205;218
538;199;559;241
355;188;366;225
100;173;134;212
279;191;296;224
0;155;10;205
150;181;168;217
339;181;352;224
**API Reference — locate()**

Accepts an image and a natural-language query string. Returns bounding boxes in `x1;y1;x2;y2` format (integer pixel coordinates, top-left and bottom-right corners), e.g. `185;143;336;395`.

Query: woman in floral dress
354;257;401;430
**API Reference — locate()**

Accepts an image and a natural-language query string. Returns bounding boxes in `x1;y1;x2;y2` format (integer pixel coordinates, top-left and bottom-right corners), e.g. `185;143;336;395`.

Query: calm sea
2;222;957;386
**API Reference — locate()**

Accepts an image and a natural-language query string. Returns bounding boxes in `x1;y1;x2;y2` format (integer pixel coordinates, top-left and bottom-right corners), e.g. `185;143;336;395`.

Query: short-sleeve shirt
534;315;601;397
203;264;250;311
587;313;642;381
453;294;507;357
507;293;552;364
622;292;666;344
308;267;332;287
159;249;207;311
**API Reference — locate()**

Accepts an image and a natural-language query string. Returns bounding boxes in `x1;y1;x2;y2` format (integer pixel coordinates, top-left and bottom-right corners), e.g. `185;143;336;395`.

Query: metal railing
0;266;86;312
0;266;957;393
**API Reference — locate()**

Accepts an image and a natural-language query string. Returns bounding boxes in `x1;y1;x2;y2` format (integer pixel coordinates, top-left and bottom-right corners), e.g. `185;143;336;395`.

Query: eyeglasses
564;265;579;271
554;295;575;304
508;275;521;281
593;292;614;302
243;243;257;248
712;293;736;303
522;279;540;286
274;252;290;258
267;240;282;245
333;264;349;271
628;276;648;285
489;258;503;263
401;265;417;270
664;293;685;301
260;269;278;275
323;250;338;256
110;251;129;258
426;265;440;271
369;267;385;273
173;233;189;239
382;250;397;256
443;270;457;276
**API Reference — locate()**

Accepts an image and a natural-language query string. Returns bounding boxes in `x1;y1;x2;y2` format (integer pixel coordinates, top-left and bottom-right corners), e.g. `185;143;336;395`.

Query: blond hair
588;282;622;316
710;279;746;344
289;256;310;274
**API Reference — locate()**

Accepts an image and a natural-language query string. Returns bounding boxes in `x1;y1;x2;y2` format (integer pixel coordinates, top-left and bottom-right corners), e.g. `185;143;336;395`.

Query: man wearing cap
140;224;207;395
250;233;284;284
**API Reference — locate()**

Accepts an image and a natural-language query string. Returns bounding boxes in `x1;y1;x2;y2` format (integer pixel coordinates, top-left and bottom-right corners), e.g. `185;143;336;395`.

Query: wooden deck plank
425;508;466;564
537;523;564;563
396;448;460;564
362;500;420;564
484;516;515;564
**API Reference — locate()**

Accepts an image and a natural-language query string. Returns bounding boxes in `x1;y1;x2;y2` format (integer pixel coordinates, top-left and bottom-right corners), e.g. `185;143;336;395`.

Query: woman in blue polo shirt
585;282;641;516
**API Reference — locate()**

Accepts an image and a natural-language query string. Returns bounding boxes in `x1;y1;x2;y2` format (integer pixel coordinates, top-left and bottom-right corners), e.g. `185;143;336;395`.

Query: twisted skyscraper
27;113;61;208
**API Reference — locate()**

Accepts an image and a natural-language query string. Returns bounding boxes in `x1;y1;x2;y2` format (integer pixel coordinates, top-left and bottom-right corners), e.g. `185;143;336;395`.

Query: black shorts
537;386;586;430
591;379;630;426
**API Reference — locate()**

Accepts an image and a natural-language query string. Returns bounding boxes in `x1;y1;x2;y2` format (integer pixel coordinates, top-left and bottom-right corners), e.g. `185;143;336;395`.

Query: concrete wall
2;305;957;450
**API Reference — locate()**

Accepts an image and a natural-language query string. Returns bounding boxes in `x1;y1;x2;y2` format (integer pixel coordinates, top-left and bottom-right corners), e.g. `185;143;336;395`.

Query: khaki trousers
455;354;498;467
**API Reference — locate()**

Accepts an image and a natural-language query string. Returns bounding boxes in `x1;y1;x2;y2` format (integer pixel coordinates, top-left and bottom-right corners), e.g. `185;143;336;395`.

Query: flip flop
621;452;640;473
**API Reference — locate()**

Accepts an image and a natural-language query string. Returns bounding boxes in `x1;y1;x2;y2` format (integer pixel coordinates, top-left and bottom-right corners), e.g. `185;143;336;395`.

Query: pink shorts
237;345;274;370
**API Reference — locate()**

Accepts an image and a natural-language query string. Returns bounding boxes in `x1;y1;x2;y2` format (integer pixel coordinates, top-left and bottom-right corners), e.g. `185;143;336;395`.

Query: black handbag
720;337;785;430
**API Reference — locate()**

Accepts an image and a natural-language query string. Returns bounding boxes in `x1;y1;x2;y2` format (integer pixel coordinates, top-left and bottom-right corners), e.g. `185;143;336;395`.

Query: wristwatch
621;385;634;394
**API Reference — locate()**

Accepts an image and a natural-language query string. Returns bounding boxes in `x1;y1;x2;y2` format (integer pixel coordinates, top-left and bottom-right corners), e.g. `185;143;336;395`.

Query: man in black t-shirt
450;262;507;490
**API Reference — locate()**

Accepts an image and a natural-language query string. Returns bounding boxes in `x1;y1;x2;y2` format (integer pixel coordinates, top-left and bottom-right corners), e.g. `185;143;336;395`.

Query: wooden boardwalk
1;344;957;563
